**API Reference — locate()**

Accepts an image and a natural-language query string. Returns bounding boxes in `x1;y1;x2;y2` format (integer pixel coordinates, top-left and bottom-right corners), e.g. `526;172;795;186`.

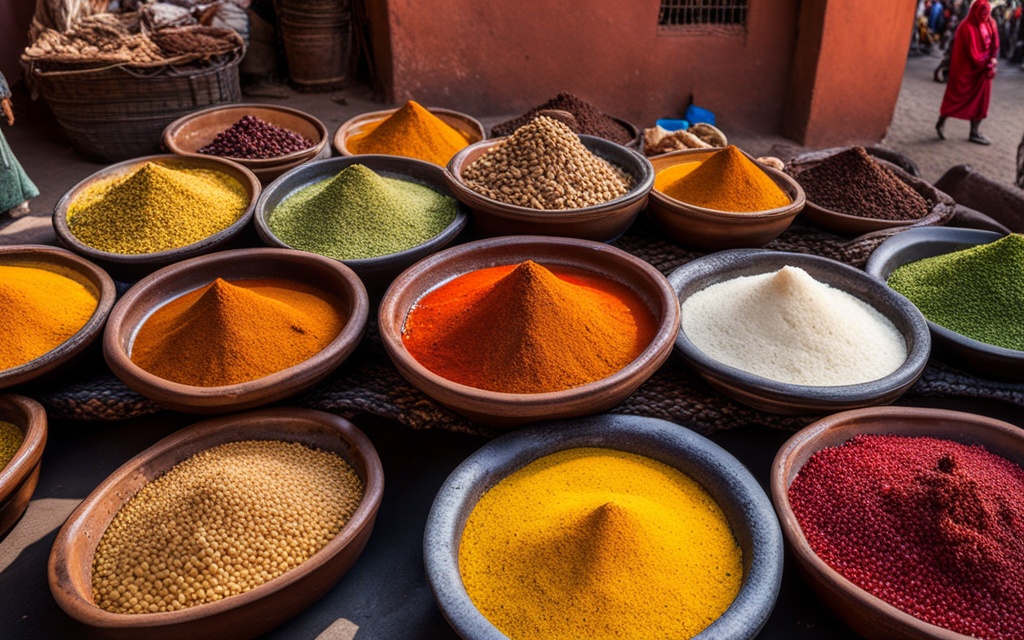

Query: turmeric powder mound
130;278;346;387
659;145;790;212
401;261;657;393
346;100;471;165
0;265;97;370
460;448;744;640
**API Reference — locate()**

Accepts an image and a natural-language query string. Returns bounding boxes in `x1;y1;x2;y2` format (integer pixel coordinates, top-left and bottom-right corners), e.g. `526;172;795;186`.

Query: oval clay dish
0;394;47;537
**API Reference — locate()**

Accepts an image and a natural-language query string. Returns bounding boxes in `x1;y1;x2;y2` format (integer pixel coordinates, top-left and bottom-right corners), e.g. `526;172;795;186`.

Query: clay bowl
771;406;1024;639
0;245;116;390
333;106;485;160
445;135;654;242
378;236;680;427
162;103;330;185
0;395;47;537
103;248;369;414
647;147;805;251
669;249;931;415
48;407;384;640
53;154;261;278
254;155;469;291
865;227;1022;380
425;413;784;640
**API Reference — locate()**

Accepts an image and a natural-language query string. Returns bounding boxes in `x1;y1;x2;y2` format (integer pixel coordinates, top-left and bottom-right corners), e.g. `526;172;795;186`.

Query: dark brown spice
491;92;633;145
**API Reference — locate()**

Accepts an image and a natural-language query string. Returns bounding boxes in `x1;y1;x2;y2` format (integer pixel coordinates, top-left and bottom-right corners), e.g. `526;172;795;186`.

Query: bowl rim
769;405;1020;640
253;154;470;267
162;103;329;167
0;394;48;504
333;105;486;157
444;134;655;221
647;146;807;220
424;413;784;640
102;247;369;403
0;245;117;388
864;227;1024;361
670;249;931;403
378;235;681;407
48;407;384;630
52;154;261;266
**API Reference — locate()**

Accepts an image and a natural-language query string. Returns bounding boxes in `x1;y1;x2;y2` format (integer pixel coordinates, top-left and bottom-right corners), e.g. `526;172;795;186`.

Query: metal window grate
658;0;748;28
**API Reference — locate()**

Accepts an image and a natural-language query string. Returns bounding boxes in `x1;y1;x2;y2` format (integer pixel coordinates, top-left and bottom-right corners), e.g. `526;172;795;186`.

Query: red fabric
940;0;1000;120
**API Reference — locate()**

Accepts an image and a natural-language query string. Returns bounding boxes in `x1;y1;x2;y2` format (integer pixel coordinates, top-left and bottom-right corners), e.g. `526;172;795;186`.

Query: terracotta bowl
424;414;784;640
0;394;47;537
647;147;805;251
378;236;680;427
669;249;931;415
48;408;384;640
333;106;485;159
865;227;1022;380
254;155;469;291
53;154;261;278
771;406;1024;640
0;245;116;390
103;248;369;414
445;135;654;242
162;103;330;185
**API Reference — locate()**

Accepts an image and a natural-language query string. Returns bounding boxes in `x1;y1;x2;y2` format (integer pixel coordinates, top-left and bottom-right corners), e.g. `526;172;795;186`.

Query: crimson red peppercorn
789;434;1024;640
198;115;313;160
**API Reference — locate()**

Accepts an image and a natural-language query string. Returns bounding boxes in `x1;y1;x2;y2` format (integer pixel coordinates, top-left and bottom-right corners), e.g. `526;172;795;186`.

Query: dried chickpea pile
462;116;633;209
92;440;364;614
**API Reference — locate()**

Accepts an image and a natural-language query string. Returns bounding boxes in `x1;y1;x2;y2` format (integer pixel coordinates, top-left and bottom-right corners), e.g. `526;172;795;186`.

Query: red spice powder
789;434;1024;639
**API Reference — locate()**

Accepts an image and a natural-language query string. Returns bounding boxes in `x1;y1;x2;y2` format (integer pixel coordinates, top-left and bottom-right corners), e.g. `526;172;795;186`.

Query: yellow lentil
67;162;248;255
91;440;364;614
459;448;743;640
0;421;24;470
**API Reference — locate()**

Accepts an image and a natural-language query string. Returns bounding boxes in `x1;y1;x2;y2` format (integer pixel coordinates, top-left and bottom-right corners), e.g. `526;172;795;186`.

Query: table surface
2;395;1022;640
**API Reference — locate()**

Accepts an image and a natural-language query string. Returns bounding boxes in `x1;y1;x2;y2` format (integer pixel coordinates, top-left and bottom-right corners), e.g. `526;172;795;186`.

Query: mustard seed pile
92;440;364;614
0;421;23;470
462;116;633;209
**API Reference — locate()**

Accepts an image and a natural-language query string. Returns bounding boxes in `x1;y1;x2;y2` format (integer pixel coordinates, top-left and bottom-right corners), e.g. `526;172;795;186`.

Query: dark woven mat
35;216;1024;438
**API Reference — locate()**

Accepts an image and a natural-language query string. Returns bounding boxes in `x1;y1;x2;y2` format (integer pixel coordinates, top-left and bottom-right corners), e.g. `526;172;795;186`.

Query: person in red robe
936;0;1000;145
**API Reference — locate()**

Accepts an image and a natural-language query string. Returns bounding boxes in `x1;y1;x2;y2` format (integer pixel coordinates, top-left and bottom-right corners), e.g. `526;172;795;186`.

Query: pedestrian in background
937;0;1000;144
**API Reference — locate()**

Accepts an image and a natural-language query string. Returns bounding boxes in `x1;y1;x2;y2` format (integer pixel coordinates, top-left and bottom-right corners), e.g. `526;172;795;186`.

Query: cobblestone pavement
883;50;1024;186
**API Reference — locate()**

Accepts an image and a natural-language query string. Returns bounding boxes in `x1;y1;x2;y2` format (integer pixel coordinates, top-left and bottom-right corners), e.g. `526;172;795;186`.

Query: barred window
658;0;748;28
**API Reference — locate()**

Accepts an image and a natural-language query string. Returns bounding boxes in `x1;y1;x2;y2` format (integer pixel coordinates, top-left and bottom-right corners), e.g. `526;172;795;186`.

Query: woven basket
276;0;352;91
28;51;243;162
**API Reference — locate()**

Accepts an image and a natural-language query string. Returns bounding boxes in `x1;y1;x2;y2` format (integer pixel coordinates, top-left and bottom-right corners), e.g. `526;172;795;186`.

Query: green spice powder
268;164;457;260
887;234;1024;351
0;421;23;470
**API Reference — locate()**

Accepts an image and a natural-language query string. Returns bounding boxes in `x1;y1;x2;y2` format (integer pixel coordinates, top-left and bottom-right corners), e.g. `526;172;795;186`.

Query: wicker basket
28;51;242;162
276;0;352;91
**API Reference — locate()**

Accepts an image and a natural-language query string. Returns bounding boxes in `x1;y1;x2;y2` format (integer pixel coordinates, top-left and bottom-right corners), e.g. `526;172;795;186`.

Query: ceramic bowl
425;413;784;640
865;227;1022;380
333;106;485;159
771;406;1024;639
103;248;368;414
670;250;931;415
445;134;655;242
162;104;331;185
647;147;805;251
0;245;116;390
254;155;469;291
378;236;680;427
0;394;47;537
48;408;384;640
53;155;261;277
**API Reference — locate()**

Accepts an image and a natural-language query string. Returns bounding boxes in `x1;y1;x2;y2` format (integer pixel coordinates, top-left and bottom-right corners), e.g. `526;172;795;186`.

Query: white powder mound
681;266;907;386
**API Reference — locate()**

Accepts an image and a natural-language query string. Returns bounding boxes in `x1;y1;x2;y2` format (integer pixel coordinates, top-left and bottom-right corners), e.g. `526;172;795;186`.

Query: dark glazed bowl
445;134;654;242
254;155;469;291
49;408;384;640
865;227;1021;380
424;414;784;640
0;395;47;537
771;406;1023;639
670;250;931;414
103;248;369;414
53;154;261;278
333;106;485;159
0;245;116;390
647;147;805;251
378;236;680;427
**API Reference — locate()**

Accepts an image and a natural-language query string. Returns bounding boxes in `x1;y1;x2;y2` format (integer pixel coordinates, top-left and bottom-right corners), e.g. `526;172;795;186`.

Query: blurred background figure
936;0;1000;145
0;71;39;216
